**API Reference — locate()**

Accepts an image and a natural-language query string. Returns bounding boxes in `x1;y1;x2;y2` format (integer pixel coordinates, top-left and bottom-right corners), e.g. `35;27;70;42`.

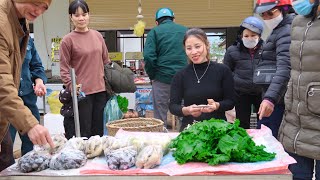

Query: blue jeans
257;104;285;138
288;152;320;180
9;92;39;156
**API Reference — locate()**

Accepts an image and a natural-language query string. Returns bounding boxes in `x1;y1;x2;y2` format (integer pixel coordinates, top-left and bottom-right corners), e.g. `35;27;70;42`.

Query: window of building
114;28;227;63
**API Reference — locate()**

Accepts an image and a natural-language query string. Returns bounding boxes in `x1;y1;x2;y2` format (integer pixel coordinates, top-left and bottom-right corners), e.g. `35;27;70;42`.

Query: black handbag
104;62;137;93
253;65;277;85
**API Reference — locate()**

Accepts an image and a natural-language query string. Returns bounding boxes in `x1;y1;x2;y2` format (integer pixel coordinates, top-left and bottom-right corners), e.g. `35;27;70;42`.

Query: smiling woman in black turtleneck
169;28;236;131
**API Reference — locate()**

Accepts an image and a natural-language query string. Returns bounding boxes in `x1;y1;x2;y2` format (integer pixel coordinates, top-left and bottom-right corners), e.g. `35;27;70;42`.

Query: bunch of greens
116;95;129;113
169;119;275;165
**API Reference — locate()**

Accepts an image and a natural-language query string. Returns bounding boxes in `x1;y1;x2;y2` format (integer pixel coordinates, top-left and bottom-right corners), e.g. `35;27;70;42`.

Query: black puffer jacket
258;13;295;104
223;42;262;95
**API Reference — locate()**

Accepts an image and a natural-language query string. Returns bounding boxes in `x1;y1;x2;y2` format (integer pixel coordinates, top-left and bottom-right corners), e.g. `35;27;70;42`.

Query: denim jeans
288;152;320;180
257;104;285;138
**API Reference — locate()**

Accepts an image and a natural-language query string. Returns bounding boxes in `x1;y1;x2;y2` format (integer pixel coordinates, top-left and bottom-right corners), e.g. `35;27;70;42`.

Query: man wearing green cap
0;0;54;171
143;7;188;127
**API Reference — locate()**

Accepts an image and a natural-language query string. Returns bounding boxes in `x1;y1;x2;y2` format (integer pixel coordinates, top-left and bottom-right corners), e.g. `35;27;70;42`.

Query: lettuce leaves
169;119;275;165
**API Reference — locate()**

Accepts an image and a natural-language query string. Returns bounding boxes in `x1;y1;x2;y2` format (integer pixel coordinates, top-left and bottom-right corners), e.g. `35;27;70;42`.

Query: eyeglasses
259;8;278;17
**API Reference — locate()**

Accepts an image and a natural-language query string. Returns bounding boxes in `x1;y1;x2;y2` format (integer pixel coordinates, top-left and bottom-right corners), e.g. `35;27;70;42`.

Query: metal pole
70;68;81;137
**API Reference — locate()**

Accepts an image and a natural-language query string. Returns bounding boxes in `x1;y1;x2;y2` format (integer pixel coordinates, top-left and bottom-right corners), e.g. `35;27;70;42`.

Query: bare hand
201;99;219;113
258;100;274;120
27;124;54;148
34;78;47;96
187;104;202;117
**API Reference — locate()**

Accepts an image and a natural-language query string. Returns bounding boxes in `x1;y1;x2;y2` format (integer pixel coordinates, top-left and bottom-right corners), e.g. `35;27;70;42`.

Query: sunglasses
259;8;278;17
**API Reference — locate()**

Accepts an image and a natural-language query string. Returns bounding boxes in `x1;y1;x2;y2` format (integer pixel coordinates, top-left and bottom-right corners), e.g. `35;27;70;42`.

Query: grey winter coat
257;14;294;104
278;15;320;160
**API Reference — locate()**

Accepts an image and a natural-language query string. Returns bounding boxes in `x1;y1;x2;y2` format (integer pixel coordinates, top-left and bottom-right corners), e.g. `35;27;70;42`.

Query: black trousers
64;91;108;139
235;92;261;129
0;130;15;171
63;116;75;139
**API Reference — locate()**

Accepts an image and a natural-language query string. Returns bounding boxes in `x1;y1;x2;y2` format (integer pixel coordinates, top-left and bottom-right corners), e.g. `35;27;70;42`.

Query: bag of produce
105;146;137;170
49;148;87;170
63;137;87;152
34;134;67;154
85;135;103;158
17;151;51;173
102;136;130;156
135;145;163;169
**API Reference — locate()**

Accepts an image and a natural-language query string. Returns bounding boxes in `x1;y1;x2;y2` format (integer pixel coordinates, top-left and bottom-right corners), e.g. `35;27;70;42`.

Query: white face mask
242;38;259;49
263;13;283;30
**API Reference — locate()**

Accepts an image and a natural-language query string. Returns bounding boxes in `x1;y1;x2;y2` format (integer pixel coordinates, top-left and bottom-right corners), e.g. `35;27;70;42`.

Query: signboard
109;52;123;61
51;37;62;62
135;85;153;117
125;52;143;60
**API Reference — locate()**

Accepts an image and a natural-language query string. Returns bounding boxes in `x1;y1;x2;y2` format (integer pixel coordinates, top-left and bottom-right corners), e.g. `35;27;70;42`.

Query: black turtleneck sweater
169;61;236;130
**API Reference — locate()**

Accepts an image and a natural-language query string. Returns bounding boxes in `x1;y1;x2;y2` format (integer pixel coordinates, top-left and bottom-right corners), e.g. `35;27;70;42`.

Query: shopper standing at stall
143;7;188;127
9;37;47;156
169;28;236;131
0;0;54;172
60;0;110;138
278;0;320;179
223;16;264;129
254;0;294;137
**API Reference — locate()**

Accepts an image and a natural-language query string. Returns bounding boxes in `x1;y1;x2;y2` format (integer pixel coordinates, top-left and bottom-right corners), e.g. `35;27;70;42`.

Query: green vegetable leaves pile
169;119;275;165
117;95;129;113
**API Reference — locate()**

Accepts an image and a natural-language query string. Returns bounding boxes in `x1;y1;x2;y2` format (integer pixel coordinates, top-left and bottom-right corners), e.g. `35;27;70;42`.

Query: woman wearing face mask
253;0;295;137
169;28;236;132
223;16;264;129
278;0;320;179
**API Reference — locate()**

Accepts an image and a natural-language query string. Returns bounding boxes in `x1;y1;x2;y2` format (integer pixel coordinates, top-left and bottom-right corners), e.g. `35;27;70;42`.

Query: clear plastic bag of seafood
102;136;130;156
63;137;87;152
105;146;137;170
85;135;103;158
17;151;51;173
135;145;163;169
49;148;87;170
34;134;67;154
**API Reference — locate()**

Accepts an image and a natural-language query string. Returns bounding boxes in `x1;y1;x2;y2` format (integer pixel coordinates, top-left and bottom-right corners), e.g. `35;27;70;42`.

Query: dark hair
183;28;210;61
156;16;174;24
69;0;89;15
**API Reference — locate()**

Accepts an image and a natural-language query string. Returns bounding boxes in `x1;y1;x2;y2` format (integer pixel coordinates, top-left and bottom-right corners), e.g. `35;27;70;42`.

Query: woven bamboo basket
106;117;164;136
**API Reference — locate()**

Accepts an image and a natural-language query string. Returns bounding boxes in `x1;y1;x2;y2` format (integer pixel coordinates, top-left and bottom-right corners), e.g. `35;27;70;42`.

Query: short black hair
69;0;89;15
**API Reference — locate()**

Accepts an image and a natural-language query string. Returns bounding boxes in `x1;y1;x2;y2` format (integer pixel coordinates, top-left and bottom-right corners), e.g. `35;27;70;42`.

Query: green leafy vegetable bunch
169;119;275;165
116;95;129;113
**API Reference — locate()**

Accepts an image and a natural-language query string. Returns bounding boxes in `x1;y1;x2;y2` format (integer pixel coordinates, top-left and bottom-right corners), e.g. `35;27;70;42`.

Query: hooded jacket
0;0;37;143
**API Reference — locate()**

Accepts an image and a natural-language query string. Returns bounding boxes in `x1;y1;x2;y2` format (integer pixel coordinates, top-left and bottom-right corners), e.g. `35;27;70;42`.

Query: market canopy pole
70;68;81;137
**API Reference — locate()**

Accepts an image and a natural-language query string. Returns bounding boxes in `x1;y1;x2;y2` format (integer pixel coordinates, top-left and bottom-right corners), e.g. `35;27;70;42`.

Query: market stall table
1;126;295;179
